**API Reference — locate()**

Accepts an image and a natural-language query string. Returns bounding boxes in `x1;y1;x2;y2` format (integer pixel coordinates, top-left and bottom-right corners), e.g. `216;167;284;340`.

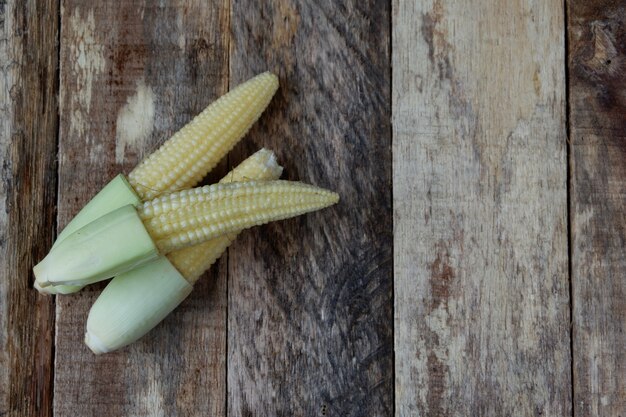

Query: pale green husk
34;279;81;295
34;205;159;287
37;175;140;295
53;174;140;247
85;257;192;354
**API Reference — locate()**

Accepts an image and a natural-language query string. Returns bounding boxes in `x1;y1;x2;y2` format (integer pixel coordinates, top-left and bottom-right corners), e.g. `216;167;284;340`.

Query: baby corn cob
85;149;283;354
140;180;339;253
128;72;279;200
167;148;283;282
36;73;278;294
34;180;338;288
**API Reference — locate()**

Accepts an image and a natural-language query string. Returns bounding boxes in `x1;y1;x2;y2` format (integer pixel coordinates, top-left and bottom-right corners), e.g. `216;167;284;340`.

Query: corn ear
128;72;279;200
140;180;339;254
36;180;336;289
85;149;283;353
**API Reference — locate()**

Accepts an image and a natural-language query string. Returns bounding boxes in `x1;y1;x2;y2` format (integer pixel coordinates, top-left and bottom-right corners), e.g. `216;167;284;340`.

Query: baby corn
128;72;279;200
141;180;338;253
34;180;338;288
85;149;283;354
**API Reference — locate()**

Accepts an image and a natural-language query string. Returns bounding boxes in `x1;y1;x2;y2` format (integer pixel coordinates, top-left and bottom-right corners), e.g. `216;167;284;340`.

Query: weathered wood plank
53;1;229;415
393;0;571;415
568;1;626;415
0;1;58;416
228;1;393;415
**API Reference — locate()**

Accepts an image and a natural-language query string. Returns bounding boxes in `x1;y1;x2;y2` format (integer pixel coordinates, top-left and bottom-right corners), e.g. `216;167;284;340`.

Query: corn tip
260;71;279;92
263;150;283;178
34;279;53;294
32;261;50;287
84;330;108;355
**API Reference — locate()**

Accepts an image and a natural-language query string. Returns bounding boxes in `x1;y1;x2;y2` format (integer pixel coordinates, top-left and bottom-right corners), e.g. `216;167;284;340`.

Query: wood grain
228;0;393;415
568;1;626;415
53;1;229;415
4;1;625;414
393;0;571;415
0;1;58;416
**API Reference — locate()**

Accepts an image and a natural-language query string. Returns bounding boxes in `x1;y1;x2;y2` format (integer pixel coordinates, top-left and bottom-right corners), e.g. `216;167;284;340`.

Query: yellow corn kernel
138;181;339;254
168;148;283;282
167;234;235;284
128;72;279;200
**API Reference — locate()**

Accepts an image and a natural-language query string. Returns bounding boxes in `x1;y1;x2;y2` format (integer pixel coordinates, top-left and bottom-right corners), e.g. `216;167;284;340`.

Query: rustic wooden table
0;0;624;416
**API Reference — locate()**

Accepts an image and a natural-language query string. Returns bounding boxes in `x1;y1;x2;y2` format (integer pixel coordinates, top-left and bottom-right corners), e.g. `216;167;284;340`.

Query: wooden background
0;0;623;416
